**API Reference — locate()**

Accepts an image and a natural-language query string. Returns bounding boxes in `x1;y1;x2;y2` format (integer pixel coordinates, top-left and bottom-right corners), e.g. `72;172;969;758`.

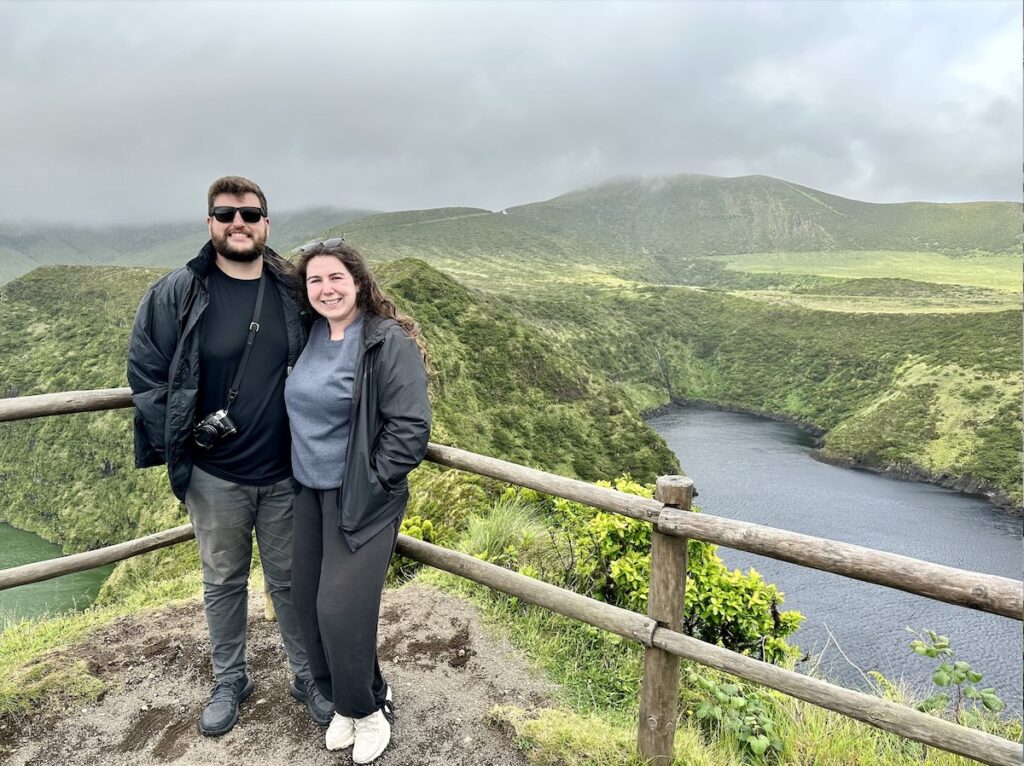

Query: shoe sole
290;682;332;727
198;677;254;737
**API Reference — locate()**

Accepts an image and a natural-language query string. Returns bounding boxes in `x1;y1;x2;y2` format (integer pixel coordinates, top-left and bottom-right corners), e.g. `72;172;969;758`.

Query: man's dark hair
207;176;268;216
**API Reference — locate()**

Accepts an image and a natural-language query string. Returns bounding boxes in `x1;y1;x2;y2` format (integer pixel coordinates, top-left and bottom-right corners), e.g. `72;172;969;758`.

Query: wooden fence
0;388;1021;766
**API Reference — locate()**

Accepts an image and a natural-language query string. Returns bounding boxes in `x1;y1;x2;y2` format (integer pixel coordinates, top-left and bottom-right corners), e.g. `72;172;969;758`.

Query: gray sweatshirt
284;315;364;489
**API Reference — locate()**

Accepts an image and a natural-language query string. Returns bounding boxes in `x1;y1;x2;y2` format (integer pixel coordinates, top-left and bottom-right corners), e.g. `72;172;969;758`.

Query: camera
192;409;238;450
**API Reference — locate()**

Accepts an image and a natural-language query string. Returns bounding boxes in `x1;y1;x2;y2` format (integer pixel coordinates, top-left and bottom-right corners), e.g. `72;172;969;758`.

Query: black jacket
339;314;431;547
126;242;307;501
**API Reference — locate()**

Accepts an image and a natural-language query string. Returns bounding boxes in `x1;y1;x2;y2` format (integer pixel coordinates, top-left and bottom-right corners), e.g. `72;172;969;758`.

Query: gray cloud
1;0;1019;225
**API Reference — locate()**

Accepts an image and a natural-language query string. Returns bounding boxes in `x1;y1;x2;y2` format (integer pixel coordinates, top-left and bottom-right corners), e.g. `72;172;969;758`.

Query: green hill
514;175;1022;257
4;173;1019;291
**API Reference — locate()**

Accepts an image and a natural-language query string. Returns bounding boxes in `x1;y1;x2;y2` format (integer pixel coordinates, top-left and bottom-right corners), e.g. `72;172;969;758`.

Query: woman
285;238;431;764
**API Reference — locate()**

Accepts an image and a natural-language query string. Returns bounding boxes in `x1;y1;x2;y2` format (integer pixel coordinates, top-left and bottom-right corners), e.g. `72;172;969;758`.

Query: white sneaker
325;712;355;751
353;709;391;764
325;686;393;754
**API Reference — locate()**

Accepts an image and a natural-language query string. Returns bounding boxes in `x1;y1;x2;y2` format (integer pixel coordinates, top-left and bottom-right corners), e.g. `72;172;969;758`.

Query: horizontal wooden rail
0;387;132;422
656;506;1024;621
0;524;195;592
0;389;1018;620
426;443;1023;620
396;535;1022;766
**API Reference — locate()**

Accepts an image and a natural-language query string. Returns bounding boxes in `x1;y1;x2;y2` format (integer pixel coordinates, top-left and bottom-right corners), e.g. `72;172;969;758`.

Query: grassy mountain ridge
315;175;1020;289
517;174;1022;256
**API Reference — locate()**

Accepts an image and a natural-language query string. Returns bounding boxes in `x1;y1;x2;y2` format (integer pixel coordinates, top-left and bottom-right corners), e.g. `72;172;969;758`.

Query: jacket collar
186;240;292;285
362;313;397;348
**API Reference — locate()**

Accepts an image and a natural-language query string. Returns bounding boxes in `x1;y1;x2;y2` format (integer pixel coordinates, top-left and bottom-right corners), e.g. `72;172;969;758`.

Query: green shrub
497;478;803;662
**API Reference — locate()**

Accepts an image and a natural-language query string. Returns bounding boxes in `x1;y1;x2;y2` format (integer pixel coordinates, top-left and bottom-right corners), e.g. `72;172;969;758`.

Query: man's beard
212;231;265;262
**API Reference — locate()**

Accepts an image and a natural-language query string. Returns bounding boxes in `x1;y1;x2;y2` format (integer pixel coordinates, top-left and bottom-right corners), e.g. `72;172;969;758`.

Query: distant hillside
0;246;38;286
318;174;1021;287
517;174;1022;256
0;208;377;285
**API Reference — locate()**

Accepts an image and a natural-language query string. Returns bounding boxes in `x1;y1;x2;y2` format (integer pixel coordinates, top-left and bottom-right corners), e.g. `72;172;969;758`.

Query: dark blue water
0;522;114;627
647;406;1023;714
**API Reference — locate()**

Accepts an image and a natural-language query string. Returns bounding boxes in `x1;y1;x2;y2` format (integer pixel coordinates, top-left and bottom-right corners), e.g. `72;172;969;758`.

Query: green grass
714;251;1022;292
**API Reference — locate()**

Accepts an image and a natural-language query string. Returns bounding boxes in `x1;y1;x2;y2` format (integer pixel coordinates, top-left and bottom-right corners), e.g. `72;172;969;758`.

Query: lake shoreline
644;398;1022;515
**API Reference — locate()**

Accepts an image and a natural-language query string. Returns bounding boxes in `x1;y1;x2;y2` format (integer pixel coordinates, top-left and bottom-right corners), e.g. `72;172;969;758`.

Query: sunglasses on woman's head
210;206;265;224
296;237;345;254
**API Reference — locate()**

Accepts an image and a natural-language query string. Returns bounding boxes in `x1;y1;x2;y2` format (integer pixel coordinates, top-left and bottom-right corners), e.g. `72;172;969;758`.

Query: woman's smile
305;255;361;337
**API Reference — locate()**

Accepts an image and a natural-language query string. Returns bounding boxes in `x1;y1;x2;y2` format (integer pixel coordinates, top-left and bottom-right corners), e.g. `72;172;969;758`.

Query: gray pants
185;466;310;684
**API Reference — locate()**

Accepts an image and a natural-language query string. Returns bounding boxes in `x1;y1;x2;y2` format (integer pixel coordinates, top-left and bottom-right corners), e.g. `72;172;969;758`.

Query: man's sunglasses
295;237;345;254
210;206;265;224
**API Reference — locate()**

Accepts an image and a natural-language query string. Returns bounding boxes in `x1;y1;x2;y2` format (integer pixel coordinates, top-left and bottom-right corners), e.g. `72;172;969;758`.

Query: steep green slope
379;260;676;480
0;264;677;554
499;284;1022;505
0;267;184;552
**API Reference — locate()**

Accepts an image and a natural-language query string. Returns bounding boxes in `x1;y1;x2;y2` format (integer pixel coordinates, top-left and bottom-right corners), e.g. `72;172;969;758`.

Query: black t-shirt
193;266;291;486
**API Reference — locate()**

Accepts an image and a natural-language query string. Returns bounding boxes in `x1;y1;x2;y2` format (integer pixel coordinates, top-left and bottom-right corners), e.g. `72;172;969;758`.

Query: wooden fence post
638;475;694;764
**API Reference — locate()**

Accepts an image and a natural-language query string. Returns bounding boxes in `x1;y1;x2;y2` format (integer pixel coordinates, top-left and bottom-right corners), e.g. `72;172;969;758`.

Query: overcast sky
1;0;1020;225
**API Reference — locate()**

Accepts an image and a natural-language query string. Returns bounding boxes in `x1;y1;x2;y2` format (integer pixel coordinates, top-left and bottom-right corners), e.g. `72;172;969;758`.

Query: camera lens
193;423;218;450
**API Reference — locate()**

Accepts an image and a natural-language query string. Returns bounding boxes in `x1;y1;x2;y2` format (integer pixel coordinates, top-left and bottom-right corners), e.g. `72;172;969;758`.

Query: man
127;176;332;735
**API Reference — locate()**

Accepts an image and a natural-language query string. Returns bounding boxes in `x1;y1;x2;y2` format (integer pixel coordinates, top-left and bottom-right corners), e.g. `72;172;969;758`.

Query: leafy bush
405;466;495;546
388;514;436;583
497;478;802;662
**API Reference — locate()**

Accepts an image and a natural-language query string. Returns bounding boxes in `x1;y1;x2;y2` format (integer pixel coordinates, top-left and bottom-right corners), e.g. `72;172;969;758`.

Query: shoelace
209;678;243;703
382;699;395;725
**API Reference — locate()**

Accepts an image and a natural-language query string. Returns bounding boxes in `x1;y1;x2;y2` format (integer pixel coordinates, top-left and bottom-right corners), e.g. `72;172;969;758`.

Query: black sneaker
199;674;253;736
290;675;333;726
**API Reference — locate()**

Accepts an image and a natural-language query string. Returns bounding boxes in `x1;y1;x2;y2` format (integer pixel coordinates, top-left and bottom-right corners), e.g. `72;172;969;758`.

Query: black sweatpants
291;484;396;719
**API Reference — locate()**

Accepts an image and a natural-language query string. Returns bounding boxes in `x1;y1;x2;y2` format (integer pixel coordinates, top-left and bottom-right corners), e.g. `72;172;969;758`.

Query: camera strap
224;271;267;411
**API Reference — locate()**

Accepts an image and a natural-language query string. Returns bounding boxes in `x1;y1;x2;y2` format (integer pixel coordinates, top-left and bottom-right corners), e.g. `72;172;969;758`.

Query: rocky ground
2;583;553;766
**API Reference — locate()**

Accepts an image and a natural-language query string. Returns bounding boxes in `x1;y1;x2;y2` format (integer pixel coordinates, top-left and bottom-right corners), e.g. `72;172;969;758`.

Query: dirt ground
2;583;553;766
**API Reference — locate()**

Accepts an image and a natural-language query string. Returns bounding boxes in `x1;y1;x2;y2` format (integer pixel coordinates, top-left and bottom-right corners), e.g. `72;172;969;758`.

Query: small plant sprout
908;628;1005;722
